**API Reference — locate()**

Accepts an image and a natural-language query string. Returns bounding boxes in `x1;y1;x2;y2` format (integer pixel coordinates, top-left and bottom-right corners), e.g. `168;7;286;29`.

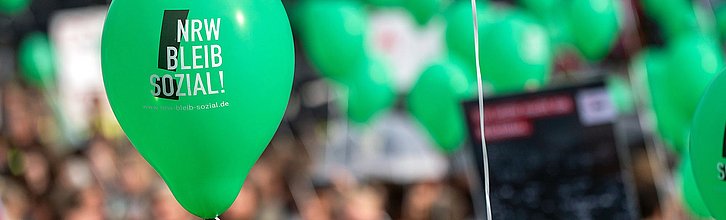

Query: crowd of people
0;80;478;220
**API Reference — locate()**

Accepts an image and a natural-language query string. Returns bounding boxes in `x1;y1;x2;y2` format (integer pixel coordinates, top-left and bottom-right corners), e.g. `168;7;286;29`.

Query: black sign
463;81;638;219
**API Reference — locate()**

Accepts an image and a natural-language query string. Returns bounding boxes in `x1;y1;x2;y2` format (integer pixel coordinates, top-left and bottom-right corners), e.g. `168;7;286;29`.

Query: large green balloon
18;32;56;88
678;154;711;218
566;0;621;61
0;0;28;15
402;0;443;25
444;0;492;72
479;10;552;93
299;0;367;81
666;34;724;118
408;58;473;153
690;70;726;219
101;1;294;218
342;57;396;124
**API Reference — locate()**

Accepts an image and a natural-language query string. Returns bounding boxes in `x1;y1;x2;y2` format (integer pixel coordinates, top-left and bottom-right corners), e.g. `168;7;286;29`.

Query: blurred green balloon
566;0;621;61
19;32;56;88
479;11;552;93
342;57;396;124
408;58;473;153
299;0;367;81
606;75;634;114
666;34;724;118
641;0;699;40
444;0;493;72
402;0;443;25
678;154;711;218
645;50;689;153
0;0;28;15
690;70;726;220
101;0;294;218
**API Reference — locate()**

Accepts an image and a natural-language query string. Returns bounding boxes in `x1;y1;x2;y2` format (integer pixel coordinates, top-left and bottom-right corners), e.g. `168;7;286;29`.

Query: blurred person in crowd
151;183;195;220
118;148;156;220
343;184;389;220
3;83;38;148
221;180;260;220
401;181;442;220
0;179;29;220
248;158;290;220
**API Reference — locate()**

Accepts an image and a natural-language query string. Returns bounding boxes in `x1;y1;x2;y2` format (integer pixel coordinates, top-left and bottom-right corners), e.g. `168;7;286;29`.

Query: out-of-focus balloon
101;0;295;218
690;69;726;220
299;0;367;81
641;0;699;40
606;75;634;114
678;154;711;218
645;49;689;153
408;58;473;153
666;34;724;117
444;0;494;72
566;0;621;61
342;57;396;124
402;0;443;25
19;32;56;88
479;11;552;93
0;0;28;15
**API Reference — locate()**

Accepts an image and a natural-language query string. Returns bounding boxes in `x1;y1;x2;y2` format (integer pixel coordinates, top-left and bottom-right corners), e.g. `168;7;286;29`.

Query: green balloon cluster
678;154;711;218
342;58;396;124
402;0;444;25
18;32;56;88
101;0;294;218
408;58;473;153
364;0;402;7
0;0;28;15
566;0;621;61
479;10;552;93
299;0;368;81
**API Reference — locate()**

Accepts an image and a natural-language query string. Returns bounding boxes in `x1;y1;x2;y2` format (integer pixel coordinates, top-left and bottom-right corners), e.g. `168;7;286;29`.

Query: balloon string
470;0;492;219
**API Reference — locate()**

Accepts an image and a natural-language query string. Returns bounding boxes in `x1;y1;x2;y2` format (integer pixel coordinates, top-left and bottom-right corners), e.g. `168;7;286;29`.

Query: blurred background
0;0;722;219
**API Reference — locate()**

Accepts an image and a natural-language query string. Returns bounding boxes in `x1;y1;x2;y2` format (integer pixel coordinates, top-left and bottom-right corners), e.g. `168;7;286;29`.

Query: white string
470;0;492;219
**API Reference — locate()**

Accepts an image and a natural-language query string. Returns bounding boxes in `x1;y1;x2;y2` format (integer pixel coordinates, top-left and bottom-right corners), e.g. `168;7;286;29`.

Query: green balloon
444;1;493;73
666;34;724;118
717;5;726;41
479;10;552;93
518;0;558;18
606;75;634;114
402;0;443;25
18;32;56;88
299;0;367;81
678;154;711;218
689;70;726;219
101;1;294;218
566;0;621;61
641;0;700;40
0;0;28;15
646;51;689;153
342;58;396;124
408;58;473;153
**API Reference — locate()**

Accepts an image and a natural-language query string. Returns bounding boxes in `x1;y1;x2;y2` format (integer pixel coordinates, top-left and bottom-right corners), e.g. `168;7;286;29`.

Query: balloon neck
203;217;220;220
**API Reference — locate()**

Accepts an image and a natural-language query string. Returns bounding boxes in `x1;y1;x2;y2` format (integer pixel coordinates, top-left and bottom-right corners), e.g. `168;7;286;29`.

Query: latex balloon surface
408;59;473;153
479;10;552;93
690;70;726;220
101;0;294;218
